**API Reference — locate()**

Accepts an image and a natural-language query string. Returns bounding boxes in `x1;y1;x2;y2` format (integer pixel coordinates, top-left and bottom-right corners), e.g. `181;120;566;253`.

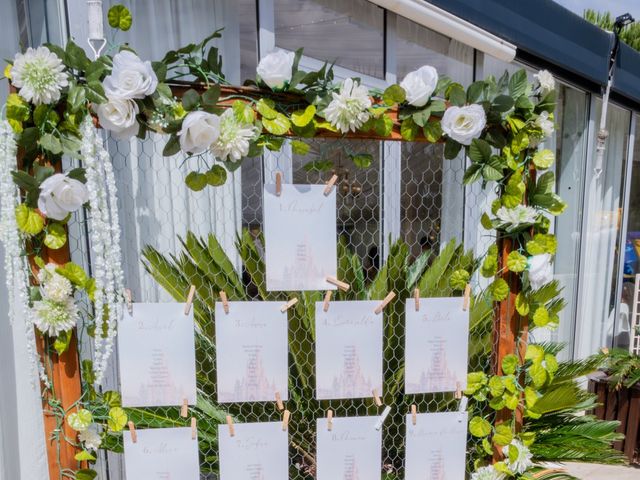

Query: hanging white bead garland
0;120;49;388
80;117;124;385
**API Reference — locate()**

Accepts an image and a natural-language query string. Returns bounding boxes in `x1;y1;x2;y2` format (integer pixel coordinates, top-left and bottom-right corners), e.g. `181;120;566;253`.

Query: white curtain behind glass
102;0;242;303
575;100;630;358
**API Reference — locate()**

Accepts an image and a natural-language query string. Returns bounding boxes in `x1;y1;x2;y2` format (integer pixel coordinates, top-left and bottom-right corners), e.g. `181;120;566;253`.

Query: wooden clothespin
184;285;196;315
327;409;333;431
226;415;235;437
275;391;284;411
180;398;189;418
462;284;471;311
324;174;338;195
191;417;197;440
458;396;468;413
127;421;137;444
280;297;298;312
411;404;417;426
455;381;463;400
413;288;420;312
124;288;133;315
326;276;350;292
374;292;396;314
219;290;229;314
372;388;383;407
374;406;392;431
323;291;332;312
275;171;282;196
281;409;290;431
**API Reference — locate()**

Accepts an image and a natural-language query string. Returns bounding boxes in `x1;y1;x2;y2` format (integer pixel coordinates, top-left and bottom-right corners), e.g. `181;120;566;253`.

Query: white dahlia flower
32;297;79;336
503;440;534;474
11;46;68;105
79;427;102;450
211;109;258;162
534;69;555;94
471;465;506;480
323;78;372;133
496;205;539;227
38;264;73;302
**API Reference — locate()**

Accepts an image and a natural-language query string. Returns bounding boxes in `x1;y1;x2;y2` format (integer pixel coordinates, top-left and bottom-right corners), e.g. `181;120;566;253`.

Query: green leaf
480;212;493;230
75;469;98;480
469;416;492;438
107;4;133;31
533;148;555;169
206;165;227;186
400;117;419;141
529;362;548;387
447;83;466;107
75;451;96;462
103;390;122;407
185;171;208;191
232;100;255;124
6;93;30;123
67;409;93;431
449;269;469;290
492;95;515;112
515;292;530;316
502;354;518;375
444;138;462;159
12;170;39;192
291;105;316;127
465;371;488;394
263;113;291;135
490;278;509;301
463;163;482;185
374;115;393;136
412;107;432;127
39;133;62;155
489;375;505;397
525;344;544;362
383;84;406;105
107;406;128;432
508;69;528;98
351;153;373;168
422;121;442;142
163;135;181;156
56;262;88;287
291;139;310;155
256;98;278;120
524;387;538;408
505;393;520;410
44;223;67;250
67;84;86;112
493;423;514;446
202;85;221;107
65;40;90;71
33;105;58;128
85;81;107;104
502;170;525;208
181;89;200;111
15;204;44;235
53;330;72;355
511;130;529;154
532;306;550;327
466;81;485;103
507;251;527;272
526;233;557;255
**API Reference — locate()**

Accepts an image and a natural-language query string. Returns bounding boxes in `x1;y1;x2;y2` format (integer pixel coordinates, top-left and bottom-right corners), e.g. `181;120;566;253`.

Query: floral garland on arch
0;5;577;480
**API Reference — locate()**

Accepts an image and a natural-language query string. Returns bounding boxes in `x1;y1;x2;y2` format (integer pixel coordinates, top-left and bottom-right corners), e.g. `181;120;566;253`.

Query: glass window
274;0;384;79
575;100;631;358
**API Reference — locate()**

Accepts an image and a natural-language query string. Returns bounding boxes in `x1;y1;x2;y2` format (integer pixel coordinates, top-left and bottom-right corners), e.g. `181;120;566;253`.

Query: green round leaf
469;416;492;438
524;386;539;409
493;423;514;447
504;393;520;410
423;121;442;142
291;139;310;156
525;344;544;362
506;251;528;272
107;406;128;432
488;375;505;397
232;100;255;124
44;223;67;250
263;113;291;135
544;353;559;374
490;278;509;301
532;306;550;327
351;153;373;169
400;117;419;141
206;165;228;186
67;409;93;432
501;354;519;375
515;292;530;316
75;451;97;462
56;262;88;287
107;5;133;31
533;148;555;169
15;204;44;235
383;84;406;105
185;171;208;191
291;105;316;127
449;269;470;290
256;98;278;120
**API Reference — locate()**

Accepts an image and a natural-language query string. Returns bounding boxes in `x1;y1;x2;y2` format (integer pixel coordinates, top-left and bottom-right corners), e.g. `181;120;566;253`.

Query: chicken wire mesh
69;134;496;479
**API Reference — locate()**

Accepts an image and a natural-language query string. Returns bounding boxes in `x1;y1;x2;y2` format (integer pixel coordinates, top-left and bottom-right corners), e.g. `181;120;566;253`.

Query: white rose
528;253;553;290
38;173;89;221
103;50;158;99
441;104;486;145
535;111;554;138
96;96;139;139
400;65;438;107
257;50;295;90
534;69;555;94
178;111;221;154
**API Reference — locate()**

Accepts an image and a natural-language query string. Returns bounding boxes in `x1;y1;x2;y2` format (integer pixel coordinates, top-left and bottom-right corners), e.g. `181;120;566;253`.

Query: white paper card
264;184;337;291
315;301;383;400
218;421;288;480
118;303;197;407
123;427;200;479
404;297;469;394
215;301;288;403
405;412;468;480
316;416;382;480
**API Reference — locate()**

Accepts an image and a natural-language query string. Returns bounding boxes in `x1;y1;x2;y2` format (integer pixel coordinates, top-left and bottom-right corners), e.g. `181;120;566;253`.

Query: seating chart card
405;412;468;480
315;300;383;400
123;427;200;480
218;421;288;480
316;416;382;480
215;301;288;403
404;297;469;394
263;183;337;291
118;303;197;407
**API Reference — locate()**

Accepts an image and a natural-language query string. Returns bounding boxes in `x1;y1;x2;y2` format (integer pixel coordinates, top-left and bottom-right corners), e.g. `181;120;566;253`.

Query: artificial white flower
11;46;68;105
496;205;539;227
38;173;89;221
211;109;258;161
471;465;506;480
103;50;158;100
503;440;534;474
535;111;554;138
257;50;295;90
178;111;221;154
38;264;73;302
67;409;93;432
534;69;555;94
96;96;139;139
400;65;438;107
441;104;486;145
528;253;554;290
32;297;79;336
323;78;372;133
79;427;102;450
